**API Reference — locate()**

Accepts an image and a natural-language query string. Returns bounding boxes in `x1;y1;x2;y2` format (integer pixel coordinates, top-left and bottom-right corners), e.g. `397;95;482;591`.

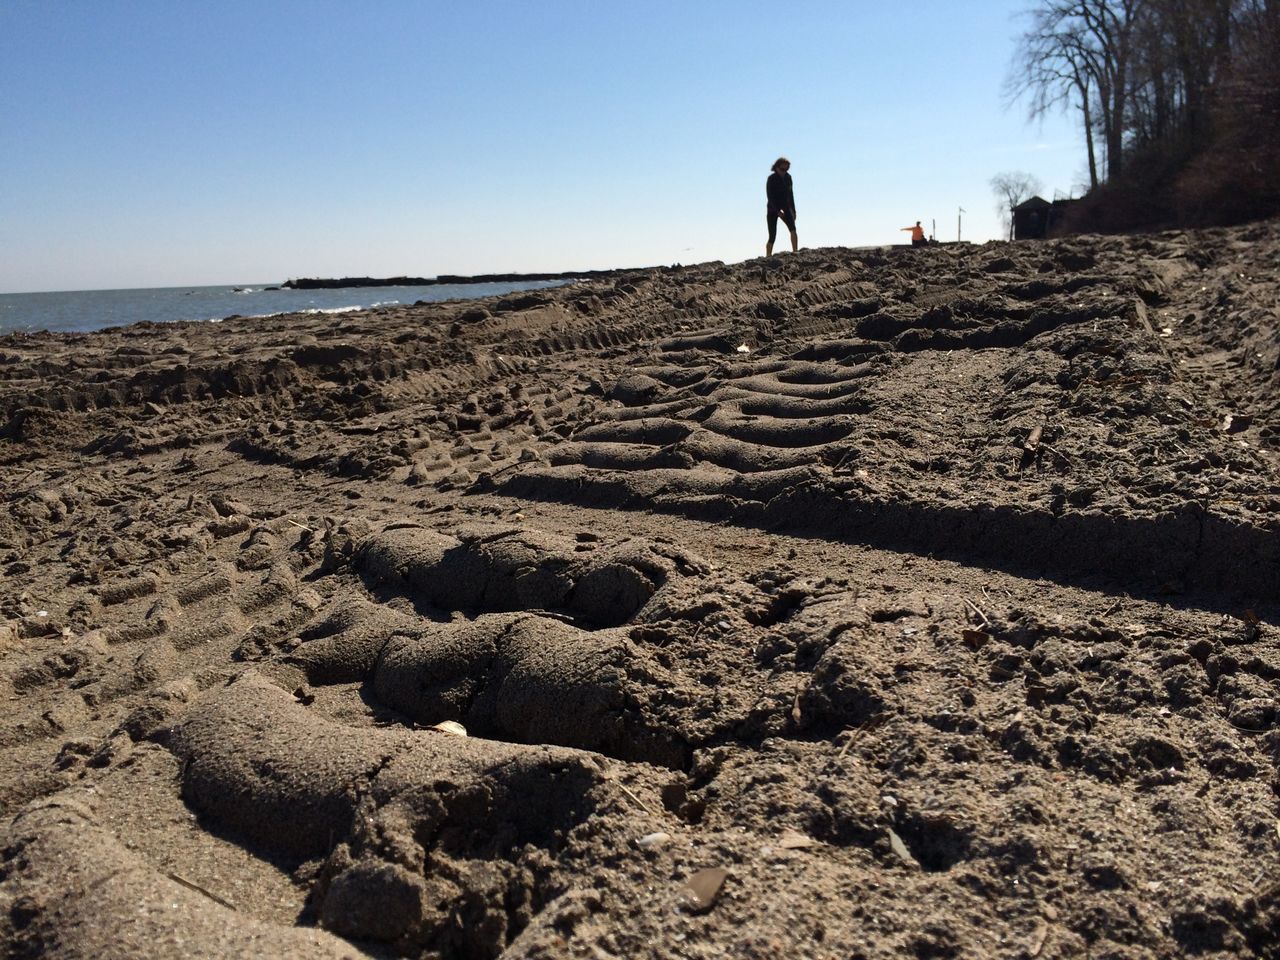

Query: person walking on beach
766;157;798;256
902;221;928;246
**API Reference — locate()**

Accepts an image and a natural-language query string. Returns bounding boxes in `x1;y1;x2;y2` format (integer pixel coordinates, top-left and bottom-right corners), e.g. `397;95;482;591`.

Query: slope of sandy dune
2;221;1279;958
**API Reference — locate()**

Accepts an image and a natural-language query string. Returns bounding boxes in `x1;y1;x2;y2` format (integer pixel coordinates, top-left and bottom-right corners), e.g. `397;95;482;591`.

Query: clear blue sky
0;1;1085;293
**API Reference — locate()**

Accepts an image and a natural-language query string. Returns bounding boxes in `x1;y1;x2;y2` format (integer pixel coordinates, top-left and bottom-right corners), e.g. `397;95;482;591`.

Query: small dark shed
1012;196;1052;239
1013;195;1076;239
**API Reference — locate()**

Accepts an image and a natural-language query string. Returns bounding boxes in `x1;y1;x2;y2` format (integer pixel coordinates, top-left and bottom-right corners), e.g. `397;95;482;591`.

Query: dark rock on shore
283;267;639;290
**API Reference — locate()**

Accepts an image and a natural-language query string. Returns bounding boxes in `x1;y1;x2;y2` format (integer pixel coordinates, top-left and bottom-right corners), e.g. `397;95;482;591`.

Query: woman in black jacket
766;157;797;256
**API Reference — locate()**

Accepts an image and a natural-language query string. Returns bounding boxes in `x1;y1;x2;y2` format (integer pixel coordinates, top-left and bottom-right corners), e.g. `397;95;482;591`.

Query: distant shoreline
283;268;637;290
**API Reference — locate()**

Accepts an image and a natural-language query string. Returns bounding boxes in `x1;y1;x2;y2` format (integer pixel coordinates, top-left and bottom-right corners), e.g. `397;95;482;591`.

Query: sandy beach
2;221;1279;958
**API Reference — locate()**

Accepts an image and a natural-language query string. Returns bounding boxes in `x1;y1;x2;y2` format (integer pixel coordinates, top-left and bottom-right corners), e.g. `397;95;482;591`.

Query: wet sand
2;220;1279;958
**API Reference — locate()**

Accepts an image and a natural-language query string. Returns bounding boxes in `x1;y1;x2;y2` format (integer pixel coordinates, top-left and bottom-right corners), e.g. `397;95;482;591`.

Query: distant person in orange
902;221;928;246
766;157;798;256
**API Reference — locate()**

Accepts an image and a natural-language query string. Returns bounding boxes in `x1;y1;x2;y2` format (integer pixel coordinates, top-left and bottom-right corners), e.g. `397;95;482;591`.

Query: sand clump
2;221;1280;957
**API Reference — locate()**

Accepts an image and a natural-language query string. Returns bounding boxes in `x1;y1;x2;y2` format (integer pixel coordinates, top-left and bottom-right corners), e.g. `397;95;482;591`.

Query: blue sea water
0;280;570;336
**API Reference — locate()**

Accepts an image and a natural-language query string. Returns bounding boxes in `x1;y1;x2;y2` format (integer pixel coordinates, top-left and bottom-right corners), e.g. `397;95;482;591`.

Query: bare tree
1006;4;1103;187
1007;0;1145;183
1081;0;1144;177
991;172;1044;239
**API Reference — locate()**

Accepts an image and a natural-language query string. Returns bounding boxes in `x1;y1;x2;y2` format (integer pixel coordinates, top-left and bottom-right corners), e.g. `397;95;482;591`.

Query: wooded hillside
1009;0;1279;231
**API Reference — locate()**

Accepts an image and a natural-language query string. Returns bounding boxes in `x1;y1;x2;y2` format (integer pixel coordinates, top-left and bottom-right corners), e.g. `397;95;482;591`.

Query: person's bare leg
766;240;774;256
789;229;798;253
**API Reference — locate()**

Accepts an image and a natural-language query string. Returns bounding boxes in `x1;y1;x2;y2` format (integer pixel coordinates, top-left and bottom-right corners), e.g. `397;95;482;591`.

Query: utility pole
958;207;965;242
931;219;936;242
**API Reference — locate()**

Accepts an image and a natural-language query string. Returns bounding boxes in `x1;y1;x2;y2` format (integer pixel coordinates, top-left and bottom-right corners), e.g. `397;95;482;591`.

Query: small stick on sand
285;518;313;532
962;597;990;627
597;757;658;814
829;450;856;473
838;728;861;758
617;782;657;816
483;459;527;481
1038;442;1072;466
168;872;236;910
1225;718;1269;735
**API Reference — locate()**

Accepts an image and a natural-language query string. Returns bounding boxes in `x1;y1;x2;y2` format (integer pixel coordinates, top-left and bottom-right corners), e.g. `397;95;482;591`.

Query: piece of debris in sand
636;832;673;850
778;828;818;850
1222;413;1252;434
1029;916;1050;956
1023;424;1044;452
680;867;729;913
426;720;467;736
961;628;990;651
887;828;918;867
1243;608;1262;642
1019;424;1045;471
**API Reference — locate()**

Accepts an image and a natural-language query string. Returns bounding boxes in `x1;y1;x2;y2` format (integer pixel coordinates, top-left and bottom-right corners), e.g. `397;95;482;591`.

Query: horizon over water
0;279;571;336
